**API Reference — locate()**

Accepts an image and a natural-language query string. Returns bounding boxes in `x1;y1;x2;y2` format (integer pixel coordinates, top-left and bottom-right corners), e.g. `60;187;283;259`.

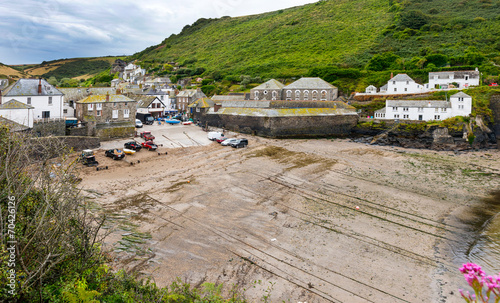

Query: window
254;91;259;100
404;88;407;92
42;111;50;118
394;114;400;119
112;110;118;119
124;109;130;118
295;91;300;100
418;108;424;112
196;107;200;112
88;104;94;111
392;107;398;111
63;109;68;114
406;81;409;84
264;90;268;95
96;103;102;110
394;88;397;92
286;90;292;99
48;97;52;105
27;97;31;105
96;110;102;116
403;115;409;119
435;108;439;113
434;115;441;120
321;91;327;100
459;97;464;102
303;91;309;100
312;91;318;101
272;91;277;100
459;105;464;109
403;107;409;112
441;108;447;112
393;81;396;84
465;75;469;81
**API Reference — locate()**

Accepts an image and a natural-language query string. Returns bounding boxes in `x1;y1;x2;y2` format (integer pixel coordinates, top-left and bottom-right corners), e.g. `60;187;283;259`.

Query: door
418;115;423;121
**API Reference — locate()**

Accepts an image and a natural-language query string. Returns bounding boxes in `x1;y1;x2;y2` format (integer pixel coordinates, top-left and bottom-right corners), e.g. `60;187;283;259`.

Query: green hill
131;0;500;84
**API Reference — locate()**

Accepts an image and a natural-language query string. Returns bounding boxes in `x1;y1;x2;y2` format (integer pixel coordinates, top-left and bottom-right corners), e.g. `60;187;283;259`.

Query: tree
367;52;401;71
0;128;105;301
425;54;448;67
47;77;58;86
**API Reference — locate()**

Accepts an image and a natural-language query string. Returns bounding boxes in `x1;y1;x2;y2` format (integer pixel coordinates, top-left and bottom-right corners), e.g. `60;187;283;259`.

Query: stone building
176;89;206;113
283;77;338;101
250;79;285;101
76;93;137;124
250;77;338;101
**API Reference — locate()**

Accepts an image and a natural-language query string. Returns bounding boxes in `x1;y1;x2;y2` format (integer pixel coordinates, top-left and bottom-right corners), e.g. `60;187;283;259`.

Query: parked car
105;149;125;160
135;119;143;128
79;149;98;166
124;141;142;151
216;136;229;143
141;141;158;151
140;131;155;141
231;138;248;148
208;132;224;141
221;138;239;146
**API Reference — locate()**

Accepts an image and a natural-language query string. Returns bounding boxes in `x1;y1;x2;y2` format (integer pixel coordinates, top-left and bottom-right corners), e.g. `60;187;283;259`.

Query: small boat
164;120;181;125
123;148;136;155
182;121;193;125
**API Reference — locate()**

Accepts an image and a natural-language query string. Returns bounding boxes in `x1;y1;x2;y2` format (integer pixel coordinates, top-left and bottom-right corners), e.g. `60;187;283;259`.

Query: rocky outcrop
356;118;497;151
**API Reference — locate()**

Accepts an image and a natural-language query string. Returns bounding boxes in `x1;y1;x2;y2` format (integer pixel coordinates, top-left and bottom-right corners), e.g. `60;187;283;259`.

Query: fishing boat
182;121;193;125
123;148;136;155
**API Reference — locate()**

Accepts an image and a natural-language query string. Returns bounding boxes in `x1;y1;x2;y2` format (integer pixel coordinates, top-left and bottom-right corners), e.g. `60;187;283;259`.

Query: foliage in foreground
0;126;246;302
459;263;500;303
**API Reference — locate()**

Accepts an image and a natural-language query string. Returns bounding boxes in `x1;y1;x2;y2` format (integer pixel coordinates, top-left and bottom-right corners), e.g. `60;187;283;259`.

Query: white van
207;132;224;141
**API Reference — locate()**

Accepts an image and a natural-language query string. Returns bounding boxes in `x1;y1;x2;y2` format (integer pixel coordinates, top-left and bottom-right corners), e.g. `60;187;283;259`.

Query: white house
136;96;166;118
123;63;146;83
427;69;480;90
365;85;377;94
374;92;472;121
0;99;34;128
387;74;425;94
2;78;64;120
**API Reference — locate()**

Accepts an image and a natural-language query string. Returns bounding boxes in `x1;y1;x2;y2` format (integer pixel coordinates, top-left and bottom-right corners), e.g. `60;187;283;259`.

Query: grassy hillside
22;56;124;80
131;0;500;83
0;63;26;79
132;0;393;77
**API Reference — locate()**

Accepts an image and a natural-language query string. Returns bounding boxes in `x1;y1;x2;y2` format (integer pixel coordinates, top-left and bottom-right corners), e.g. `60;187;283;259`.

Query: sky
0;0;318;65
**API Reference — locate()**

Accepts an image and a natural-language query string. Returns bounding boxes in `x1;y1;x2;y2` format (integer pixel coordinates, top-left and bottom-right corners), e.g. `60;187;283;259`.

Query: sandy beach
78;124;500;302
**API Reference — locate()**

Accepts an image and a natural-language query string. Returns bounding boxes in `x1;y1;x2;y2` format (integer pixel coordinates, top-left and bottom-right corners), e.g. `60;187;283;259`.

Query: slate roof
135;96;164;108
429;70;480;80
4;79;63;96
177;89;198;97
140;88;169;95
450;92;471;98
76;94;136;104
389;74;414;82
211;95;247;102
386;100;451;108
0;99;34;109
0;117;29;132
284;77;337;90
380;84;388;90
252;79;285;90
188;98;215;108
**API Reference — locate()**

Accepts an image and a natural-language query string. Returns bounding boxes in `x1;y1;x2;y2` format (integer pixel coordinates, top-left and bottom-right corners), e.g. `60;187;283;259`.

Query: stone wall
67;126;88;136
32;120;65;136
59;136;100;151
203;113;358;138
96;124;135;141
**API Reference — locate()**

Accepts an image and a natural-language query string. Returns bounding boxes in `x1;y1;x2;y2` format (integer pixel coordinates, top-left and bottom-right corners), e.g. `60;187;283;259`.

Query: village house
176;89;206;113
188;97;215;121
374;92;472;121
2;78;64;120
135;96;166;118
0;99;34;128
123;63;146;83
75;93;137;124
426;69;480;90
387;74;425;94
365;85;377;94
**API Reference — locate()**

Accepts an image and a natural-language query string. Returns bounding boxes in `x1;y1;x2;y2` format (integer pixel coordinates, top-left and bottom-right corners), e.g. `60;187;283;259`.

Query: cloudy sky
0;0;318;65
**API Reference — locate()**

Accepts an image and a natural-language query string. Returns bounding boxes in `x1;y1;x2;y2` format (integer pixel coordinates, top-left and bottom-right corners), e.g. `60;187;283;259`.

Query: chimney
0;90;2;105
214;103;222;112
105;92;110;102
391;72;394;79
38;78;42;95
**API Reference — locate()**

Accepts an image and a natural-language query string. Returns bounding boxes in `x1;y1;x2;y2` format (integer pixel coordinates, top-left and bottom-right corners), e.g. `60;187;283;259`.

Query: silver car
221;138;239;146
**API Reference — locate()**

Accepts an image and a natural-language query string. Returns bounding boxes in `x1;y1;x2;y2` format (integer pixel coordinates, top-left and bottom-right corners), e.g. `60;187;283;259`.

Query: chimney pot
106;92;110;102
38;78;42;95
